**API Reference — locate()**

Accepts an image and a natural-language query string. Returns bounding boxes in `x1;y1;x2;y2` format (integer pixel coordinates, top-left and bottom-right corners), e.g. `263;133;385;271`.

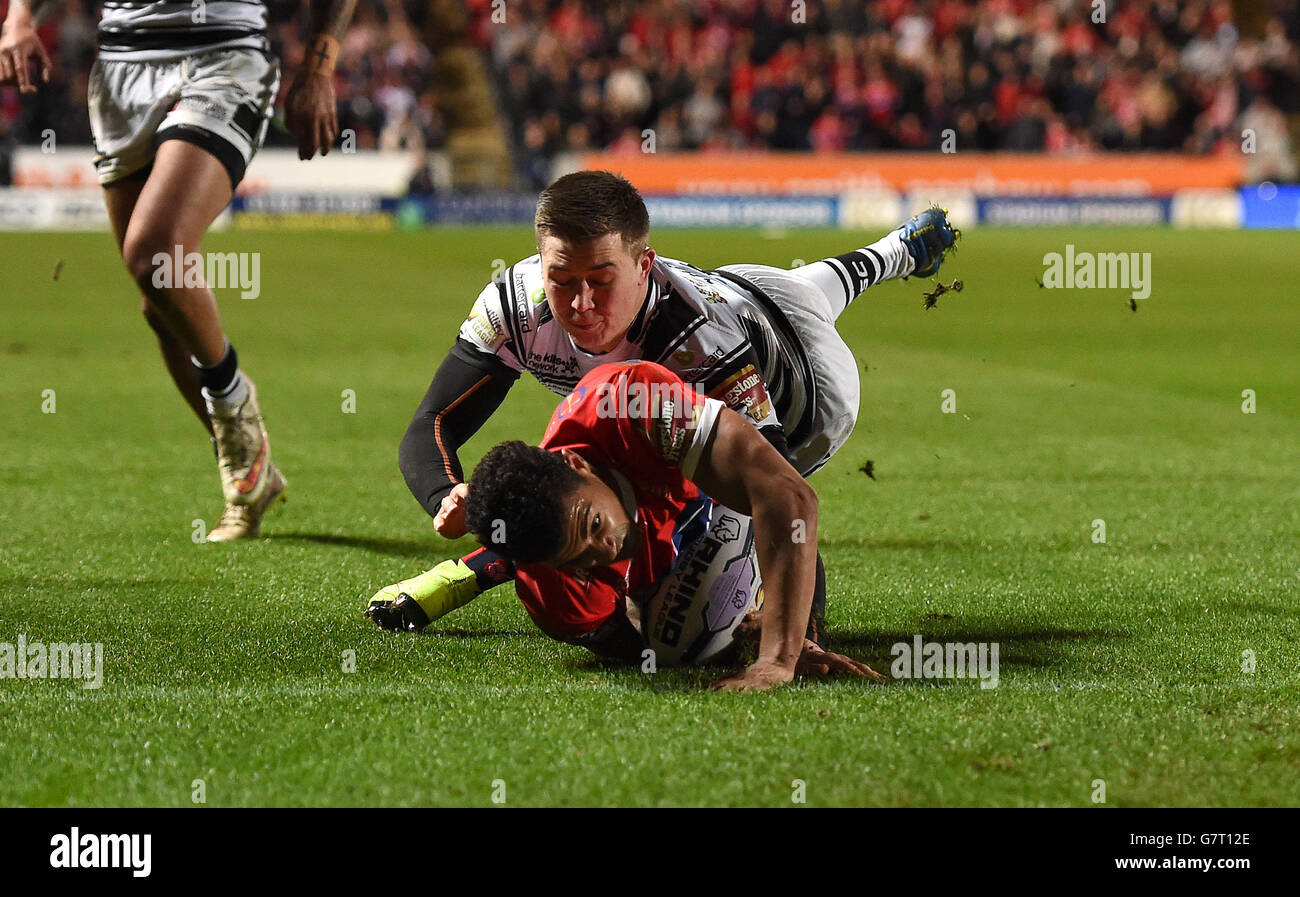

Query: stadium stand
466;0;1299;186
1;0;1297;189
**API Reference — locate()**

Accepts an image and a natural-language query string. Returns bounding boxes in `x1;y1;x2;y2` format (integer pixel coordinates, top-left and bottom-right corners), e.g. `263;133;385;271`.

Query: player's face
548;460;637;570
540;233;654;354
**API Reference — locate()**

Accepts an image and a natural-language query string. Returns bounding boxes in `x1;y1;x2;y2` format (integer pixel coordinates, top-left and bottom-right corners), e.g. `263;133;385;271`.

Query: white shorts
717;263;862;476
88;47;279;188
641;498;764;666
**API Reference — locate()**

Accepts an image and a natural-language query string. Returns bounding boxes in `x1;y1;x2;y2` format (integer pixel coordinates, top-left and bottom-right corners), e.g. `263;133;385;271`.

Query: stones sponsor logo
713;364;772;424
652;397;691;464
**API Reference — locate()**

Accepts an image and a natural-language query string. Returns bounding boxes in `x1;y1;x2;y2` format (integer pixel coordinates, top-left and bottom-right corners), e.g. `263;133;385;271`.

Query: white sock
203;370;250;416
873;228;915;279
791;230;914;317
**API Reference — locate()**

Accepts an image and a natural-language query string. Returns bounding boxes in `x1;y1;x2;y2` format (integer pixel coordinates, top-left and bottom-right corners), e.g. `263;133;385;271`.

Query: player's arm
688;407;819;691
374;342;520;633
699;352;792;458
0;0;55;93
283;0;359;159
372;296;524;633
399;337;519;534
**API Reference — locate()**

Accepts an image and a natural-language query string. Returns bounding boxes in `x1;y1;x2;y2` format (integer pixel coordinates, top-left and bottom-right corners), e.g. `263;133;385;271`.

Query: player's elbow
788;477;819;528
762;473;817;535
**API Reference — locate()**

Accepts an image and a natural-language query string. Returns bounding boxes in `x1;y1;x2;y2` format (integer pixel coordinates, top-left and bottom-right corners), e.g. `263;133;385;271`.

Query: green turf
1;224;1297;807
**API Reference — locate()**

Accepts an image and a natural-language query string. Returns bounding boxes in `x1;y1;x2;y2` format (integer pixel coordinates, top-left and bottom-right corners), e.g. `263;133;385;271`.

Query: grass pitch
1;224;1297;807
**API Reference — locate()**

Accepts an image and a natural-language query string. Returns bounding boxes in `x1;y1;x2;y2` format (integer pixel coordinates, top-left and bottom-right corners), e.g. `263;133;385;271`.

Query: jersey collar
623;276;660;345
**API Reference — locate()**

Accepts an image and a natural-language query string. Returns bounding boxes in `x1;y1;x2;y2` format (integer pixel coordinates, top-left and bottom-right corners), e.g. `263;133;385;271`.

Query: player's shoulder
475;253;545;311
467;254;553;340
651;254;750;309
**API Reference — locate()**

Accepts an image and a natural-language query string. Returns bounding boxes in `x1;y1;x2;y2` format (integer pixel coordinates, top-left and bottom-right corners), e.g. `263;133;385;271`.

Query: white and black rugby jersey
458;254;819;453
97;0;269;62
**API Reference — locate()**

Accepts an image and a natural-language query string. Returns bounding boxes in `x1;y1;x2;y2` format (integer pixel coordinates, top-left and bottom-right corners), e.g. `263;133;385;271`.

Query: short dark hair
465;441;584;564
534;170;650;254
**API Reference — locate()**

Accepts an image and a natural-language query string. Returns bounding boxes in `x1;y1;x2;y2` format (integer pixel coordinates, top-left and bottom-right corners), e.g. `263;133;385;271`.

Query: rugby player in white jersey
367;170;959;650
0;0;358;539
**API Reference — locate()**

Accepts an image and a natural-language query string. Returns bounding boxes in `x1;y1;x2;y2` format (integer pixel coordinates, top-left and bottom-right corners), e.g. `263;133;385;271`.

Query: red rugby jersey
514;361;724;642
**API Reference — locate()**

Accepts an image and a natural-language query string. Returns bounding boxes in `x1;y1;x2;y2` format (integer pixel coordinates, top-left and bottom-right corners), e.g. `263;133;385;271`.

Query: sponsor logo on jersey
654;397;689;463
677;347;726;381
528;351;581;377
529;286;547;304
695;285;725;303
514;270;533;330
589;377;705;461
466;306;504;349
714;364;772;424
556;386;587;420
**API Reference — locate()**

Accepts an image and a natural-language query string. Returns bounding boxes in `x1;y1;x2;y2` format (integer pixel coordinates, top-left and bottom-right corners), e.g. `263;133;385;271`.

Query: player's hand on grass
284;72;338;160
0;16;52;93
795;639;883;681
708;659;796;692
709;641;883;691
433;483;471;539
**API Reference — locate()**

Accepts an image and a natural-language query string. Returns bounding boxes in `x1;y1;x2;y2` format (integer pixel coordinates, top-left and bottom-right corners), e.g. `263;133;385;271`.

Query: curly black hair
465;441;584;564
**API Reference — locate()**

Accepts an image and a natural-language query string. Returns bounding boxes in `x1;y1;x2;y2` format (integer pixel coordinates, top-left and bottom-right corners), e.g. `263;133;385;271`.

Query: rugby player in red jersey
368;360;881;692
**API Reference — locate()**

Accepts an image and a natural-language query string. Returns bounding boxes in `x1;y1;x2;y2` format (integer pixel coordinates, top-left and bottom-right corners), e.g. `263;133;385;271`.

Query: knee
122;228;194;297
140;296;167;333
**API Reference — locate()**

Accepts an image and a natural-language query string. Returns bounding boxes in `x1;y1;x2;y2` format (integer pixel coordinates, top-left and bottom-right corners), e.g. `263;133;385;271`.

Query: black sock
194;342;238;394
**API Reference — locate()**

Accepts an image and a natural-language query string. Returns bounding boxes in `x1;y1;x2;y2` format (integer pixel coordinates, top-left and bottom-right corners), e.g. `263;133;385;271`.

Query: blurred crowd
2;0;1298;187
0;0;446;163
471;0;1300;185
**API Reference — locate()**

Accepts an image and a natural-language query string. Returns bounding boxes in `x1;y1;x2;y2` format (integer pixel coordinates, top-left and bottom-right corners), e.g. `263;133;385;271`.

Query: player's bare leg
104;175;212;435
120;141;230;362
116;140;285;541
